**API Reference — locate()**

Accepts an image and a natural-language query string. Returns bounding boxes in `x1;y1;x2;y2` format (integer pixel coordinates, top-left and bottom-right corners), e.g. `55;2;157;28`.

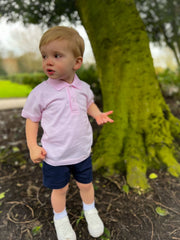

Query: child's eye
42;55;47;59
55;54;62;58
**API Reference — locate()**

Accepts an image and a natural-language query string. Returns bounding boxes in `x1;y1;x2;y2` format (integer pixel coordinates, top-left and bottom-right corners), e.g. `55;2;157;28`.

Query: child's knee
76;181;93;192
52;184;69;195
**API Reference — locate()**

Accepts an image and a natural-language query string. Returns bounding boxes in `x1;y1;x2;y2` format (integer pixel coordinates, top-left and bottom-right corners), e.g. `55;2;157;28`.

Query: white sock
53;208;67;220
83;201;95;211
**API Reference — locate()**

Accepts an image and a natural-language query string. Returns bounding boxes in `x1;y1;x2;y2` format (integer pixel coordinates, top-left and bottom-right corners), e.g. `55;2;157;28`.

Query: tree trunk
76;0;180;190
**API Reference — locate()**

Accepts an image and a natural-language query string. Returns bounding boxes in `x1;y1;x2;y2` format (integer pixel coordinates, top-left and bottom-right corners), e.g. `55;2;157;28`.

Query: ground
0;95;180;240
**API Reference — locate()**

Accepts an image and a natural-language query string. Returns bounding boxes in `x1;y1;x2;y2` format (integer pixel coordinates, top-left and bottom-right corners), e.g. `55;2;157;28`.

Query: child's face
40;39;82;83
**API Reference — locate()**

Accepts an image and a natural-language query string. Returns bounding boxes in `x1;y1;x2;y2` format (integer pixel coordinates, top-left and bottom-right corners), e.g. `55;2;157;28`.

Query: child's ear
73;56;83;70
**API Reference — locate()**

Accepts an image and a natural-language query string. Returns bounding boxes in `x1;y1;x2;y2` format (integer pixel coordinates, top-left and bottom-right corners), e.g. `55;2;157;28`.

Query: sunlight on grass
0;80;32;98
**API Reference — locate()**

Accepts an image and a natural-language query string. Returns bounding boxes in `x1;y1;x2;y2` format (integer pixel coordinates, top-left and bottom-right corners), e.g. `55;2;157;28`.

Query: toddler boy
22;26;113;240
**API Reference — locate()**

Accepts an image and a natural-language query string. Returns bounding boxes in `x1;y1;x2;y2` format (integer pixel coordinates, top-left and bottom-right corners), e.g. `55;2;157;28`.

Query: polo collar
47;74;81;91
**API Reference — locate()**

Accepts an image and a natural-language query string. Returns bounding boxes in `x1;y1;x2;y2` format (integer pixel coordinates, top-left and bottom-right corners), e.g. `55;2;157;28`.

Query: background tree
1;0;180;191
135;0;180;67
0;0;78;26
17;53;42;73
0;56;7;75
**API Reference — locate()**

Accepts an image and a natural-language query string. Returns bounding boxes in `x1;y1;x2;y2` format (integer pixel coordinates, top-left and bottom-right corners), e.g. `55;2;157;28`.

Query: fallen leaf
0;192;6;200
155;206;169;216
149;173;158;179
122;184;129;194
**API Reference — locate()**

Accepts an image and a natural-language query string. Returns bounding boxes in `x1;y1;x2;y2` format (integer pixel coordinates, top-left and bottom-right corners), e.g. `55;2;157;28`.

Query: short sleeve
87;86;94;109
21;90;42;122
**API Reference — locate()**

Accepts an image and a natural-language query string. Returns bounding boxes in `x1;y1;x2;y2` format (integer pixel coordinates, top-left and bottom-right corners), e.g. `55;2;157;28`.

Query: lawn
0;80;32;98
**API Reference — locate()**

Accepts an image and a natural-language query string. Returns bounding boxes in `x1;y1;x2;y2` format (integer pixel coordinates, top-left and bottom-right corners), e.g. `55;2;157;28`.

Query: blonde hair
39;26;85;57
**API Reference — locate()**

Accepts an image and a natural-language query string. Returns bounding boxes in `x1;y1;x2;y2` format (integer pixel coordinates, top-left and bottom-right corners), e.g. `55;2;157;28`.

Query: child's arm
26;119;47;164
87;103;114;125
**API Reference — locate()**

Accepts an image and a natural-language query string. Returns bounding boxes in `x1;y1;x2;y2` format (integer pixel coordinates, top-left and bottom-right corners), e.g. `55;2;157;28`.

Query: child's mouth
47;69;54;75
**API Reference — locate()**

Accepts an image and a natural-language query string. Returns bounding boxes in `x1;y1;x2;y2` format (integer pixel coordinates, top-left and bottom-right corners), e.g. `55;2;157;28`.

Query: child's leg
73;157;104;237
51;184;69;213
76;181;104;238
43;162;76;239
51;184;76;240
76;181;94;205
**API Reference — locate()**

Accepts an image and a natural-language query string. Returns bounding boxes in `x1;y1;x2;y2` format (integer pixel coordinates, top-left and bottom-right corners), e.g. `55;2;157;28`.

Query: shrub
77;64;101;97
9;72;46;88
157;68;180;86
157;68;180;97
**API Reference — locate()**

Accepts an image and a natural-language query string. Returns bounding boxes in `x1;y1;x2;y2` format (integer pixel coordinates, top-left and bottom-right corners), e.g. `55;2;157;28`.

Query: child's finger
41;148;47;156
106;117;114;123
105;110;113;116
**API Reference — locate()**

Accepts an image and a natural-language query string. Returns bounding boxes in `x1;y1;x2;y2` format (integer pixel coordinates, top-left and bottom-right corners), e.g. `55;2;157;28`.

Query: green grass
0;80;32;98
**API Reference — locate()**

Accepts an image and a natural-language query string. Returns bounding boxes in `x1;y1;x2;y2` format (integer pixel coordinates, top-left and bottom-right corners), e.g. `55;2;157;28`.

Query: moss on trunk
77;0;180;191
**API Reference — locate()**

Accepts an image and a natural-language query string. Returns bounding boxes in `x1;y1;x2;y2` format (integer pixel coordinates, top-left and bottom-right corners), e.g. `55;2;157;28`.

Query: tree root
170;114;180;138
93;153;122;175
157;146;180;177
126;157;150;191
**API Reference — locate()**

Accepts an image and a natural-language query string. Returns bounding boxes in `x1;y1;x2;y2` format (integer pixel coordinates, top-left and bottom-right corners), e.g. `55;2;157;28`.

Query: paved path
0;98;26;110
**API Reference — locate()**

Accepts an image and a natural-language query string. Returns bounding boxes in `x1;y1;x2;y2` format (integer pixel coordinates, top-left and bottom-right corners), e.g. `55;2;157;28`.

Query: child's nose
46;57;54;65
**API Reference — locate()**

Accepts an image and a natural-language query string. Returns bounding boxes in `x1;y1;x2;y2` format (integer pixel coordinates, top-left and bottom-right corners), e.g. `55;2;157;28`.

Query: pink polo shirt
22;74;94;166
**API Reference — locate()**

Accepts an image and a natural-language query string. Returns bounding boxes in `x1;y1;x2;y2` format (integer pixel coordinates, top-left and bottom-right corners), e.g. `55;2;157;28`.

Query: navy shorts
43;156;93;189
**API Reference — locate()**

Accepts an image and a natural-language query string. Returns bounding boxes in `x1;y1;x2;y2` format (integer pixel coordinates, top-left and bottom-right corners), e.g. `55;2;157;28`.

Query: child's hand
29;146;47;164
95;110;114;125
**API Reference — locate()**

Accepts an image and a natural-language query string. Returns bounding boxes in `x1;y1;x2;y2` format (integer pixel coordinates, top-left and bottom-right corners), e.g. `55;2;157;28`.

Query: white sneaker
54;215;76;240
84;208;104;238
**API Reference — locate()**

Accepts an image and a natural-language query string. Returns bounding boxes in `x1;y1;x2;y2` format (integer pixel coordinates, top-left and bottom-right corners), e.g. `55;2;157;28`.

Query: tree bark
76;0;180;191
